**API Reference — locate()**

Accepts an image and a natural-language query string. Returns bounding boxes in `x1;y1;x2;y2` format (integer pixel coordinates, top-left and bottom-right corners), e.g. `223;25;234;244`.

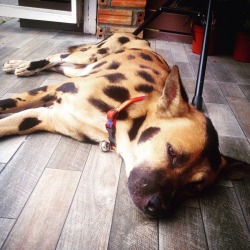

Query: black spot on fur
80;48;88;52
56;82;78;94
28;86;48;96
90;54;97;62
116;110;128;120
93;61;107;69
16;98;25;102
137;70;155;84
140;65;160;75
68;45;79;53
115;49;125;54
127;55;135;60
88;98;112;113
118;36;130;44
19;117;42;131
41;94;56;103
27;59;50;71
128;116;146;141
60;54;70;59
103;73;127;83
107;61;121;70
135;84;154;93
203;117;221;171
103;85;130;102
98;48;108;54
140;53;153;61
138;127;161;144
0;98;17;111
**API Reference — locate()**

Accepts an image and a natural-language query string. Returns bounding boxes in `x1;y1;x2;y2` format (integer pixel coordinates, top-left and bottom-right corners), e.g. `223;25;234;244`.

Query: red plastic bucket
233;32;250;63
192;25;216;55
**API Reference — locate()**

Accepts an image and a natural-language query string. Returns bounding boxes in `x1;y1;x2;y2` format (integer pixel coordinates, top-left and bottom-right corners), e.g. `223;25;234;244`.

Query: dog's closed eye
167;143;177;165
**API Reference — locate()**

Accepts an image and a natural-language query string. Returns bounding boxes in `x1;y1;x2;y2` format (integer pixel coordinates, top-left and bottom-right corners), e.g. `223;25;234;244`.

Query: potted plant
233;0;250;62
175;0;217;55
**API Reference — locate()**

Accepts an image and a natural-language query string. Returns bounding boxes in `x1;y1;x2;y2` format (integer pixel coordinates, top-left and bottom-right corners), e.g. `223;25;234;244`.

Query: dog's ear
219;155;250;180
157;65;189;117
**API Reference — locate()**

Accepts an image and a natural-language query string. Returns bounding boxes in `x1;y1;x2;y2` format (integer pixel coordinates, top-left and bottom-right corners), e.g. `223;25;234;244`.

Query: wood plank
0;46;18;61
0;133;61;218
219;136;250;230
0;163;5;172
10;74;49;94
233;180;250;231
209;61;235;83
219;136;250;163
0;74;21;97
206;103;245;138
0;135;26;163
108;164;158;250
203;80;227;104
0;218;15;249
189;59;217;81
170;42;189;63
238;84;250;100
56;145;122;250
226;96;250;142
218;82;245;98
25;38;64;61
3;37;53;62
2;168;81;250
159;207;208;250
46;136;91;171
200;186;250;249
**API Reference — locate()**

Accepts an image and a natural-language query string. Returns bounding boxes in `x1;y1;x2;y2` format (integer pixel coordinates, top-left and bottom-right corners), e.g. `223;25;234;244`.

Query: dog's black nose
145;195;162;217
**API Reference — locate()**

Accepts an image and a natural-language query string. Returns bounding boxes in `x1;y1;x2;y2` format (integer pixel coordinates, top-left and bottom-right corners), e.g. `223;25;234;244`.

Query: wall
96;0;147;38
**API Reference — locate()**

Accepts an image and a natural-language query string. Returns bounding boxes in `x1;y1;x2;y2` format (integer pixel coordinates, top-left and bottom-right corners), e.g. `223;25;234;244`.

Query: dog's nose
145;195;163;217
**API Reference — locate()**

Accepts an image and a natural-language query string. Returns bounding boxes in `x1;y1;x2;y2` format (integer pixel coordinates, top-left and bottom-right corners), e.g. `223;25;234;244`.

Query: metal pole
192;0;214;110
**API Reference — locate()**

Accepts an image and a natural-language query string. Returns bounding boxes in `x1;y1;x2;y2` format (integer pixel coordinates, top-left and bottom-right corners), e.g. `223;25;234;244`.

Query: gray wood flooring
0;19;250;250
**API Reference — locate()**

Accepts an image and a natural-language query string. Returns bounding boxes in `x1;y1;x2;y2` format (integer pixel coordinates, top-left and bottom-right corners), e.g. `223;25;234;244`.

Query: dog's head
127;65;249;217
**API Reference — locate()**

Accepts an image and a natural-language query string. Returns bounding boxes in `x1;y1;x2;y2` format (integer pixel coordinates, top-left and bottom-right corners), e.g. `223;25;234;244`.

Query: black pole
192;0;214;110
133;0;175;36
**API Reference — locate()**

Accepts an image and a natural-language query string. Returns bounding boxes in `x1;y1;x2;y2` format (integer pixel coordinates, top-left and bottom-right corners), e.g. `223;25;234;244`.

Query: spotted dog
1;33;249;217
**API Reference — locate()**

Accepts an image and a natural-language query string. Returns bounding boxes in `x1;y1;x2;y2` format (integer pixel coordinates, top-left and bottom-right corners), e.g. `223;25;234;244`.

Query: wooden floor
0;19;250;250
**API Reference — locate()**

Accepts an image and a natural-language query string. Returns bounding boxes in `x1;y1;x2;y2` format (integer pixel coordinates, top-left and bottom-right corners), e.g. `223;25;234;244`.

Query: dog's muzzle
127;165;173;218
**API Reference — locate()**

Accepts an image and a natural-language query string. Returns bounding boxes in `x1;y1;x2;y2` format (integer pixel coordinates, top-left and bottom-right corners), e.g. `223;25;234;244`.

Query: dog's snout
145;195;163;217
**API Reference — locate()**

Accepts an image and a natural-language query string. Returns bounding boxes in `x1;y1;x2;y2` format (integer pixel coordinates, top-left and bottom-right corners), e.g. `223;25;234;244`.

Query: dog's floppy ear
219;155;250;180
157;65;189;117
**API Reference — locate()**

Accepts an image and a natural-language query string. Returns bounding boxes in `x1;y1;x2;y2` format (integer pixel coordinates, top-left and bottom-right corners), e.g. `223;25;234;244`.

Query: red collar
100;96;146;152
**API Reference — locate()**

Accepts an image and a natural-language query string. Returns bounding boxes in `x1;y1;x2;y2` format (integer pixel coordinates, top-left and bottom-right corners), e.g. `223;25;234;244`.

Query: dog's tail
0;84;61;114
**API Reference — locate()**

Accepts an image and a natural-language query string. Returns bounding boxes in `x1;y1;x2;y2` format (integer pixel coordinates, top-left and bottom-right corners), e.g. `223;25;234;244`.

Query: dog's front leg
0;107;54;137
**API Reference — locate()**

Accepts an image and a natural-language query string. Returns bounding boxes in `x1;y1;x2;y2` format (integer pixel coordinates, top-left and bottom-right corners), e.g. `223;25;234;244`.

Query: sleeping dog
1;33;249;217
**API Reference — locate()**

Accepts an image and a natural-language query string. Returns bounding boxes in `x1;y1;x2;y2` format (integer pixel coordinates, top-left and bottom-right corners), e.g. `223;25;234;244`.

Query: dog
1;33;249;217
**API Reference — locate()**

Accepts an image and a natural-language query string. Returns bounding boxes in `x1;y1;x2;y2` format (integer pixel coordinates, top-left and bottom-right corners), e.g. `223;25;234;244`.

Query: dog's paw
14;61;34;76
2;60;26;74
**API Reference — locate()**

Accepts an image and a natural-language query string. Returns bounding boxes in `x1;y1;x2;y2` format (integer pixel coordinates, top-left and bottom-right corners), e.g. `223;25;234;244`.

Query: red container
192;25;216;55
233;32;250;63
